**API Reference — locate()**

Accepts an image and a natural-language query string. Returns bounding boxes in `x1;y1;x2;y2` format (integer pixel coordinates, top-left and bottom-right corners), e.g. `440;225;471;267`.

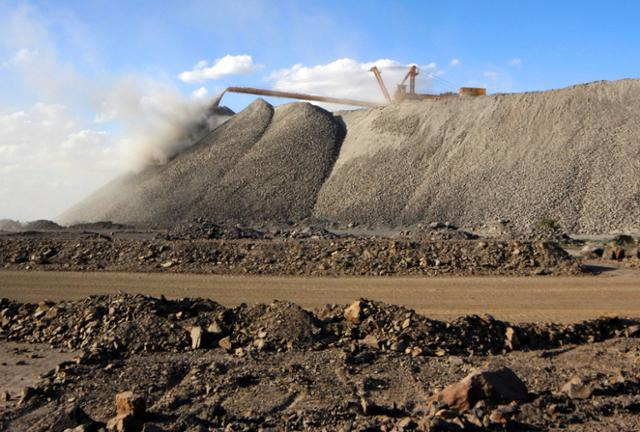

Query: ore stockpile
61;79;640;235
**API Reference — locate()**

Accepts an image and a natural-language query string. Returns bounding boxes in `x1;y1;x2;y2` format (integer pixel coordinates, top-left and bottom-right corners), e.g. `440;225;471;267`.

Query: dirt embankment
1;295;640;431
0;235;580;276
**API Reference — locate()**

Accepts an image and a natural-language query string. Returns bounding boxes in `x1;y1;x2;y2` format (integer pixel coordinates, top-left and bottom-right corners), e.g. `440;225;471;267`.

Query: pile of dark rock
2;295;638;362
163;219;266;240
69;221;135;231
0;236;583;276
398;222;479;241
2;295;640;431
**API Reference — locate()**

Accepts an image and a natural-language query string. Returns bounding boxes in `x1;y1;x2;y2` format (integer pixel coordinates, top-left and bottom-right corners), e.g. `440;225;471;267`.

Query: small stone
344;300;364;324
396;417;416;430
390;340;407;352
190;326;203;350
560;375;593;400
359;334;379;349
505;327;519;350
207;322;223;335
106;414;144;432
489;403;518;424
626;324;640;337
402;318;411;329
360;397;370;415
218;336;232;351
0;390;9;401
435;409;459;420
410;347;423;357
253;338;266;350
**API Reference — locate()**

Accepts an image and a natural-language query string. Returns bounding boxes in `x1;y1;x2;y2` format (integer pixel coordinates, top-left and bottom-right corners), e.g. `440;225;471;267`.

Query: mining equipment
220;65;485;108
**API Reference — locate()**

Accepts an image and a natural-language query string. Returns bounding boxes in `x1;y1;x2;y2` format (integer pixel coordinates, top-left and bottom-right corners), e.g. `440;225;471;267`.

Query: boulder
434;366;528;411
115;391;146;417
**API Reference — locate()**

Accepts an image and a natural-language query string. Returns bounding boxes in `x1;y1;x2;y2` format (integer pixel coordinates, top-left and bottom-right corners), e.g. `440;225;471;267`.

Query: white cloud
191;86;208;100
0;5;229;220
0;103;121;220
179;54;261;83
268;58;445;109
508;57;522;66
11;47;38;64
450;58;461;67
483;70;499;79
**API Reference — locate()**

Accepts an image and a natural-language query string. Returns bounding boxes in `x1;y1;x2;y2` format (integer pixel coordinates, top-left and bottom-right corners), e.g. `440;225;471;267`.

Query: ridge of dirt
0;236;581;276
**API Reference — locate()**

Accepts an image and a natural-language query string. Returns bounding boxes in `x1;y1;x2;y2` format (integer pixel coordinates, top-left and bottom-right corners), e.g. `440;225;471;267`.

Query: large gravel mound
315;79;640;233
60;100;344;225
62;80;640;233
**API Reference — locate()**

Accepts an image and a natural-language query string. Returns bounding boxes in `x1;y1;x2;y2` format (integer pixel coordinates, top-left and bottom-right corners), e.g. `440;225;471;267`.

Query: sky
1;0;640;221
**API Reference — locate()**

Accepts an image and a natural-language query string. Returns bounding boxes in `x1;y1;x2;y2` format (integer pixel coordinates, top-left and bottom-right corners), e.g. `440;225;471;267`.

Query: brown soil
1;268;640;323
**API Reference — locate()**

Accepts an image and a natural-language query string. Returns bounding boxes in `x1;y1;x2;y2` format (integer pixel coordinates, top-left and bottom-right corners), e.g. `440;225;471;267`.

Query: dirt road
1;269;639;322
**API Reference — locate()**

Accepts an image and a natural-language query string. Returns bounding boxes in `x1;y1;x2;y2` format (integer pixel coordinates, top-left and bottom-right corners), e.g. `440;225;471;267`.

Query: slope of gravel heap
60;99;344;226
59;99;273;225
200;102;344;222
0;237;581;276
315;79;640;234
58;79;640;233
1;295;637;361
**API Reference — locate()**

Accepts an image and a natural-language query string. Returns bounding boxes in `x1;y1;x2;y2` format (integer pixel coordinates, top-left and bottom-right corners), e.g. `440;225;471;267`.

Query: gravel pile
60;100;344;226
315;79;640;233
60;80;640;233
1;295;637;359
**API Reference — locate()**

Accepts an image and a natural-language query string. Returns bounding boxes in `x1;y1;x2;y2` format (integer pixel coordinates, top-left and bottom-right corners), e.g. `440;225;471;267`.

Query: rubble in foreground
1;295;640;431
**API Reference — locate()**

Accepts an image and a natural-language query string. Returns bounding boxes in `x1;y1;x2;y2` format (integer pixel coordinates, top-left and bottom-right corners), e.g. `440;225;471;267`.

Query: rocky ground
3;220;639;276
1;294;639;431
0;221;596;277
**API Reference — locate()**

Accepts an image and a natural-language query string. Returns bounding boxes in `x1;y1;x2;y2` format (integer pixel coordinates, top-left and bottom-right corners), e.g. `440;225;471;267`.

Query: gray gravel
61;99;344;226
62;80;640;233
315;79;640;234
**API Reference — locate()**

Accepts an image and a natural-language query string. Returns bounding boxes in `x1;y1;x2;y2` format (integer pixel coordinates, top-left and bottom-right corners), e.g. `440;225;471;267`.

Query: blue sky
1;0;639;220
